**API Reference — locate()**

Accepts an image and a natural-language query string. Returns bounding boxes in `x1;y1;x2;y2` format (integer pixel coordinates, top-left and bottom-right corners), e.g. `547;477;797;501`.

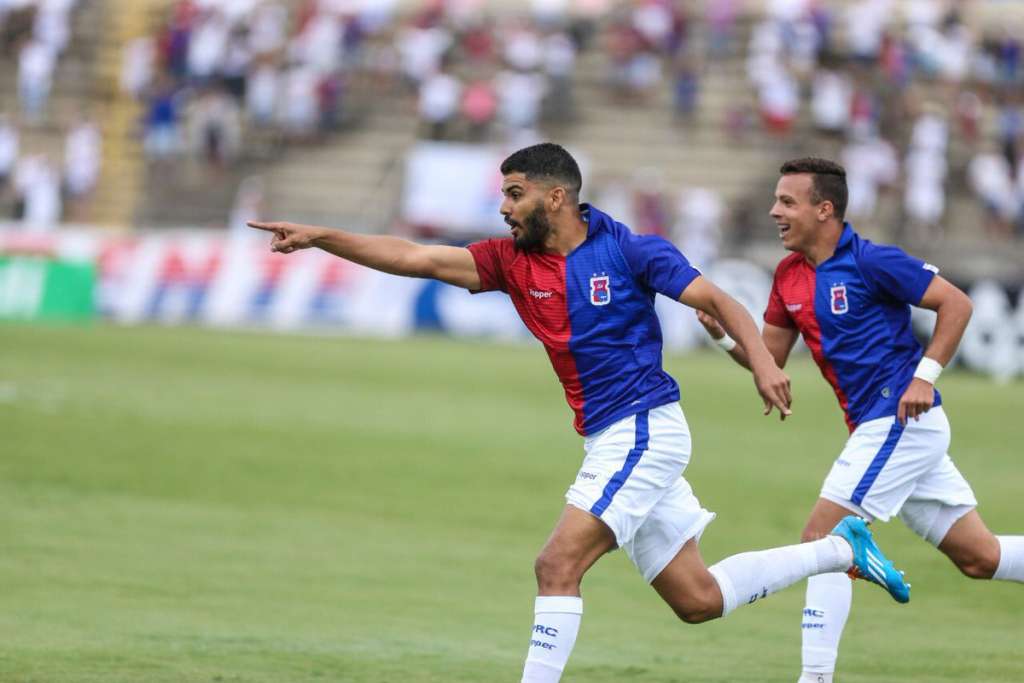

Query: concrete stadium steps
560;33;776;207
260;110;418;231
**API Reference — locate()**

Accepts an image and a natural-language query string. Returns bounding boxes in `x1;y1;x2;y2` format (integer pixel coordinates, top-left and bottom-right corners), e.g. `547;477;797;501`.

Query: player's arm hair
298;224;482;289
249;220;481;288
679;277;780;372
915;275;973;366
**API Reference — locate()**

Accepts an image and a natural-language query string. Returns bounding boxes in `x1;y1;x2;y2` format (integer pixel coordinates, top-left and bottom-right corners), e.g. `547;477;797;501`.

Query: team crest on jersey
590;274;611;306
830;284;849;315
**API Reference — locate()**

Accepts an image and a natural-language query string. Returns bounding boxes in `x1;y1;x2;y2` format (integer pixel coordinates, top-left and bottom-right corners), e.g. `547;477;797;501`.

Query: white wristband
913;357;943;384
715;335;737;352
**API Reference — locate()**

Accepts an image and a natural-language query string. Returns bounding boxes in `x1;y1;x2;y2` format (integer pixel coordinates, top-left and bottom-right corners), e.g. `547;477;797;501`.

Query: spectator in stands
281;63;319;141
542;28;577;121
12;153;61;230
671;55;700;125
186;8;229;83
757;63;799;138
705;0;738;57
186;85;242;167
904;145;947;242
33;0;73;57
496;67;547;138
121;36;156;99
460;75;497;141
811;62;852;136
63;114;101;211
968;149;1019;240
248;1;287;60
997;95;1023;174
245;58;279;128
674;187;723;269
316;70;344;135
841;131;899;222
631;168;671;237
0;115;18;193
504;17;544;72
143;74;182;161
397;20;452;87
17;38;55;124
418;65;461;141
844;0;890;65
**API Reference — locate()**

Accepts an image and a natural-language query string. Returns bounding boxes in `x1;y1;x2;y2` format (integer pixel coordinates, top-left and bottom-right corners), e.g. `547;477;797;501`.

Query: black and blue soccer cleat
831;515;911;604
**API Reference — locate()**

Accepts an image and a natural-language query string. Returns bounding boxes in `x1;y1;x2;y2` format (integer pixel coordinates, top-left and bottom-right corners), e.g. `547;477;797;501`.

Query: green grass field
2;323;1021;683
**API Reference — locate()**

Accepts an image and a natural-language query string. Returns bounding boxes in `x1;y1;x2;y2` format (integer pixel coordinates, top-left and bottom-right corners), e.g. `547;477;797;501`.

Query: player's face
770;174;821;253
501;174;553;252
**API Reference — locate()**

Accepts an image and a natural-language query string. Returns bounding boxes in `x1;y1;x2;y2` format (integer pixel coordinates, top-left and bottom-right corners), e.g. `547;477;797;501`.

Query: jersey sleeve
466;239;509;293
859;243;937;305
764;275;795;328
619;233;701;299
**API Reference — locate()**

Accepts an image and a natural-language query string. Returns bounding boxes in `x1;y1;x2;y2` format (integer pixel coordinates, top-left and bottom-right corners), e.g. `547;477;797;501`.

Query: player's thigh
535;504;618;578
802;497;859;542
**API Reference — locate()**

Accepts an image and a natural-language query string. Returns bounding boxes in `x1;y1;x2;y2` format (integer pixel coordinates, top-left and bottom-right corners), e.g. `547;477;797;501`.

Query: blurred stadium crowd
1;0;1024;254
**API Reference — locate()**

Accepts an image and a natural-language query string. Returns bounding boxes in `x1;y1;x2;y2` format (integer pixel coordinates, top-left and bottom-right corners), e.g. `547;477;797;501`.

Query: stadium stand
1;0;1023;281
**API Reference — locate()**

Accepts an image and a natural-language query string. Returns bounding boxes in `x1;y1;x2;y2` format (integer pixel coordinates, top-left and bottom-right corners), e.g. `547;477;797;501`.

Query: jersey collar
579;203;607;238
836;222;855;251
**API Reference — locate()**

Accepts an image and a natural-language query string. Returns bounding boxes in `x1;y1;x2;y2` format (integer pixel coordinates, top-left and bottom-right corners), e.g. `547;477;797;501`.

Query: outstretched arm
697;311;799;371
248;221;481;290
896;275;973;424
679;276;792;419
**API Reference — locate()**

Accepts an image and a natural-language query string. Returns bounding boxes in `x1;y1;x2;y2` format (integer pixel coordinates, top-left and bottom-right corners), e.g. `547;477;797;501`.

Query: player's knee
533;552;581;593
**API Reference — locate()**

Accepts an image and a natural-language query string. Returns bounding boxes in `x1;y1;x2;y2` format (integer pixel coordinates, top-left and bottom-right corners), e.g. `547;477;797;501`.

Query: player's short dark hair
500;143;582;198
779;157;848;220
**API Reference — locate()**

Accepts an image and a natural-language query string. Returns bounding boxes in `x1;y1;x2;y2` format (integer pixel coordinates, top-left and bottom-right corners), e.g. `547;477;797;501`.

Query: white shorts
566;403;716;583
820;406;977;545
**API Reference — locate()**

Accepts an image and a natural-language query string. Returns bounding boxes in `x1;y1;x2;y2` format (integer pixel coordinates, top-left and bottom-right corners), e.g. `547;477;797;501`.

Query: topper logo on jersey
830;284;849;315
589;274;611;306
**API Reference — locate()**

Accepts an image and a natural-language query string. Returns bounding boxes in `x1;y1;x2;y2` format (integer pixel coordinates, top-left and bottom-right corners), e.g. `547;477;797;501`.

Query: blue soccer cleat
831;515;910;604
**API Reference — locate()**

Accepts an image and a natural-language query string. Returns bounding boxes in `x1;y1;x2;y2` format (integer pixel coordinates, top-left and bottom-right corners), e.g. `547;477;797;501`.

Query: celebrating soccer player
251;143;912;683
698;157;1024;683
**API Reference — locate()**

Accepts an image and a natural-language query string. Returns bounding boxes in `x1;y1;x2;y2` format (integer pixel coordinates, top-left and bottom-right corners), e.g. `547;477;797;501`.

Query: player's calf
945;541;1001;579
664;589;722;624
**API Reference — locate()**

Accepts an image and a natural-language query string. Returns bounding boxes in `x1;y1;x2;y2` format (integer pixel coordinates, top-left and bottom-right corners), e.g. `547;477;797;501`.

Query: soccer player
249;143;911;683
697;157;1024;683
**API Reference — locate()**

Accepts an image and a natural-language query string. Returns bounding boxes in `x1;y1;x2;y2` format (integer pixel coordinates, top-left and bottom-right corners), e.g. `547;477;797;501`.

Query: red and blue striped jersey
468;204;701;436
764;223;939;432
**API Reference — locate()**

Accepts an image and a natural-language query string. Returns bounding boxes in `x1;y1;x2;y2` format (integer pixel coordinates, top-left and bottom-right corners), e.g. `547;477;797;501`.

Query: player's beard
511;202;552;253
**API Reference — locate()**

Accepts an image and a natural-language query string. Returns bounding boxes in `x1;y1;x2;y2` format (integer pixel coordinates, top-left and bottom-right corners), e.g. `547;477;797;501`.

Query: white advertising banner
2;230;1022;378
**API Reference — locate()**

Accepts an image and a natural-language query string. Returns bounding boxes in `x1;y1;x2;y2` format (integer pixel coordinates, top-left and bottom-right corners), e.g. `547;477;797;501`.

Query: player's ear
818;200;834;222
548;186;565;212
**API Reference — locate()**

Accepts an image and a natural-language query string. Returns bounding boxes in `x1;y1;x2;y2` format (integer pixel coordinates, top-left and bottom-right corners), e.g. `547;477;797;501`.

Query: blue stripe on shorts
851;421;905;506
590;410;649;517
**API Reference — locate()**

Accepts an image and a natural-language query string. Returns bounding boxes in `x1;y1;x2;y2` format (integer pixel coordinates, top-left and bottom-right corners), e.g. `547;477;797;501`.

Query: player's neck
802;222;844;267
544;216;589;256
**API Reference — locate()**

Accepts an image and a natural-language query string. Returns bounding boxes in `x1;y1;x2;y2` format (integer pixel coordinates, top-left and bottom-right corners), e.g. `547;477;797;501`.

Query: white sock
994;536;1024;582
797;673;833;683
520;596;583;683
800;572;852;677
709;536;852;617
